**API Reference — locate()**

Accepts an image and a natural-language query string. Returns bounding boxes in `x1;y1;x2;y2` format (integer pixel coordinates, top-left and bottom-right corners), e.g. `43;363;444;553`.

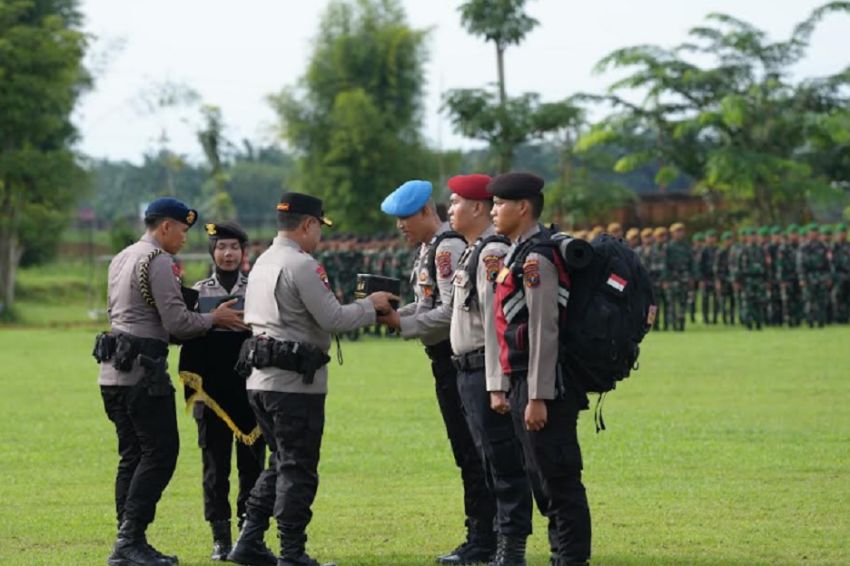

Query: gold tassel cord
139;248;164;308
179;371;263;446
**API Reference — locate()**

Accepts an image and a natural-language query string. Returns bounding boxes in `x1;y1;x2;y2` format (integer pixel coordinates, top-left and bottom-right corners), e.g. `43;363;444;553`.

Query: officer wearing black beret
490;173;593;566
178;220;266;561
95;198;247;566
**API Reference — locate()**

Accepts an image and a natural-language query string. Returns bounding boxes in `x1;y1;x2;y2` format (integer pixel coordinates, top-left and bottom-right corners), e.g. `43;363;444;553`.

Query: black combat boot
436;519;497;564
210;520;232;561
227;517;277;566
277;530;336;566
108;520;174;566
488;534;526;566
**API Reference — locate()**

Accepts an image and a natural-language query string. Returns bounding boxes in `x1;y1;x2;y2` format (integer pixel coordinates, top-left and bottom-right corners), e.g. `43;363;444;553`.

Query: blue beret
381;180;433;217
145;197;198;227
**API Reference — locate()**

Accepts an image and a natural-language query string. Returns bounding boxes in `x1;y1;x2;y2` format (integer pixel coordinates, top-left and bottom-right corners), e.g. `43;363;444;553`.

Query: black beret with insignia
487;172;545;200
144;197;199;227
205;221;248;244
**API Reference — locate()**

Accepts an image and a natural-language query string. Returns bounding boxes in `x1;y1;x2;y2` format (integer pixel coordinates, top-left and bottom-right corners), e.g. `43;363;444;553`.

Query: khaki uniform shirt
450;225;510;392
506;225;561;400
244;236;376;394
398;222;467;346
193;271;249;328
99;234;213;386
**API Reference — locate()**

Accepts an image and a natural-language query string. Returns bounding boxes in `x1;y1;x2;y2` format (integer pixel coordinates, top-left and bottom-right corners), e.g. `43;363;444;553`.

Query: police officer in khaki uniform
178;221;266;561
446;175;533;566
380;180;497;565
95;197;246;566
490;174;591;566
227;193;395;566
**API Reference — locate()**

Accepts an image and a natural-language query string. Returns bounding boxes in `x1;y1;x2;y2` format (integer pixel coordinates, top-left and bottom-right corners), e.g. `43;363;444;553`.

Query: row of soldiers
271;220;850;333
314;234;413;338
617;222;850;331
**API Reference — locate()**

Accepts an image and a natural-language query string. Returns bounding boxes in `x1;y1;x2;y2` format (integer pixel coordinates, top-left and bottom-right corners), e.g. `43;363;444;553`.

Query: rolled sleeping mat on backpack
557;236;594;271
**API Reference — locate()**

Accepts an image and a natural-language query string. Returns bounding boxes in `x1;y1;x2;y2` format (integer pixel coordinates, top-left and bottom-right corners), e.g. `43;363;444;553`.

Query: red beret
447;174;492;200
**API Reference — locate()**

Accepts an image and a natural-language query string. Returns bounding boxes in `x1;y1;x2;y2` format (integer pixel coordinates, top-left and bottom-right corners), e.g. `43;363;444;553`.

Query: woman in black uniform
179;221;265;561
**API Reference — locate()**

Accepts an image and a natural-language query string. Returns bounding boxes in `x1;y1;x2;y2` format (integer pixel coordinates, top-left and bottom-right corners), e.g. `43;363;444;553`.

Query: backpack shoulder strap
463;233;511;310
426;230;466;283
509;236;557;277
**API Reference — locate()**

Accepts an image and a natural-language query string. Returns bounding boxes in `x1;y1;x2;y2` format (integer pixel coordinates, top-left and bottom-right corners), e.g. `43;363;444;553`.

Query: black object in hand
355;274;401;310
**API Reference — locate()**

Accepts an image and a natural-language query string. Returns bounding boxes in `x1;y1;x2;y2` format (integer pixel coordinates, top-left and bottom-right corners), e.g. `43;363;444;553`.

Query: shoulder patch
482;254;504;282
436;250;453;279
523;259;540;288
316;265;331;290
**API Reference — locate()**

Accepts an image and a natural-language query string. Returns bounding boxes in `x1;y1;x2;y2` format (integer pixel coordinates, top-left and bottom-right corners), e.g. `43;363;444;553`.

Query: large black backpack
512;232;656;397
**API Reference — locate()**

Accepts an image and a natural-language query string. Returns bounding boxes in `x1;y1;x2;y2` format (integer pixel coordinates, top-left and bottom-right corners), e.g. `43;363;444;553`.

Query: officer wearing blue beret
381;180;498;565
95;197;247;566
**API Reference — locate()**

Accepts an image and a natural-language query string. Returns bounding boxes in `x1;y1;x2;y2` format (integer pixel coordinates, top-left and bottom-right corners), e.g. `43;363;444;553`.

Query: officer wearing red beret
448;174;536;565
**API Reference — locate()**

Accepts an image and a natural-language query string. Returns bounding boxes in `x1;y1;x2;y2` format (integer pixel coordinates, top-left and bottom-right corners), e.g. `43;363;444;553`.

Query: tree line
1;0;848;317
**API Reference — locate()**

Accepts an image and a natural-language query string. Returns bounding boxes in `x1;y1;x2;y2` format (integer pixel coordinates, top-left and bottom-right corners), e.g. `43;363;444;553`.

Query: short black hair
278;212;309;231
144;215;168;230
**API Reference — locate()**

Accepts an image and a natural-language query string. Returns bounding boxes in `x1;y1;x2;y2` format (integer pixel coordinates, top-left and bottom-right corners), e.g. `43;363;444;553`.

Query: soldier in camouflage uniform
797;224;833;328
759;226;781;326
697;229;719;324
831;224;850;324
637;228;654;267
728;229;747;326
775;225;803;327
648;227;668;330
625;227;641;250
688;232;703;324
736;228;769;330
663;223;694;332
714;230;736;325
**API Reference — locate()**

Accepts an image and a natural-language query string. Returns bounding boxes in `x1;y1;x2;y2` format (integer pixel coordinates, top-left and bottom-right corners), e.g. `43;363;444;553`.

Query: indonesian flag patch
606;273;627;292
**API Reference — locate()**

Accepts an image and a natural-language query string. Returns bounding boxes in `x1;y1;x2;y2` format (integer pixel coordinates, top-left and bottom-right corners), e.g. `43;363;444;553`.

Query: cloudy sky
75;0;848;163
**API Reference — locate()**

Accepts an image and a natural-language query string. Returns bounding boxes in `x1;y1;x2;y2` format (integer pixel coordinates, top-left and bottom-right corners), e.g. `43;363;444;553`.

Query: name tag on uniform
454;270;469;287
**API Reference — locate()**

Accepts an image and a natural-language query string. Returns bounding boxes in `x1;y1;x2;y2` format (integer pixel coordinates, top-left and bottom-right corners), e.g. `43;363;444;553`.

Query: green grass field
1;325;849;566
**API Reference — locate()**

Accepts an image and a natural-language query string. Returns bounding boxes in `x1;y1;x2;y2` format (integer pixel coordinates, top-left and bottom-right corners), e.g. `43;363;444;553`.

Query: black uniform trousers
426;341;497;528
456;367;532;537
101;383;179;528
194;403;266;523
509;378;591;562
243;390;325;556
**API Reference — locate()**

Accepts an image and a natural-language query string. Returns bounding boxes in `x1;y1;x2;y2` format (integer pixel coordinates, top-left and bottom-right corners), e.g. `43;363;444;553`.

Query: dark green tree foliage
0;0;89;314
270;0;429;232
532;99;635;226
445;0;539;172
581;2;850;224
197;105;236;220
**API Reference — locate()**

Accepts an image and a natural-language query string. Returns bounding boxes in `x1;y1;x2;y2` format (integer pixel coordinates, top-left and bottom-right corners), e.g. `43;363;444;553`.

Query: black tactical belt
451;348;486;372
424;339;453;361
235;335;330;385
93;331;168;371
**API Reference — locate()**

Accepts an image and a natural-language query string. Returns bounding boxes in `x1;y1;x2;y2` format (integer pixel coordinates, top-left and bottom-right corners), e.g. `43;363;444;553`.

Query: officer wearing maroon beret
490;173;592;566
448;174;536;565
